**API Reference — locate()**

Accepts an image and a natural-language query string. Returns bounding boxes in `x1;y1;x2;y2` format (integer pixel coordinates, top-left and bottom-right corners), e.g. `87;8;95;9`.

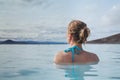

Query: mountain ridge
87;33;120;44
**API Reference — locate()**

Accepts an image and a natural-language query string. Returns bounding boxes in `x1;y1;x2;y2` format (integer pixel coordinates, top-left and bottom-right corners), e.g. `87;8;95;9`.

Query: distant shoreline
0;40;67;45
0;33;120;44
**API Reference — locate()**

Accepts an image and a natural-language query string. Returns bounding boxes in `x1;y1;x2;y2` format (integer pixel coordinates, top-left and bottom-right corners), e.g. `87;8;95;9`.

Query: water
0;44;120;80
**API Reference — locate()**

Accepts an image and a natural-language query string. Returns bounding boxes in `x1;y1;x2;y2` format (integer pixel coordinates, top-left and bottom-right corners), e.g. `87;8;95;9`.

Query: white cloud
0;0;120;41
101;5;120;26
0;0;52;8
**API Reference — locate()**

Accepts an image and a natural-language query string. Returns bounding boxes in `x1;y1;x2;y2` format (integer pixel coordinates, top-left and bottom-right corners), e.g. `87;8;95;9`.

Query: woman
54;20;99;64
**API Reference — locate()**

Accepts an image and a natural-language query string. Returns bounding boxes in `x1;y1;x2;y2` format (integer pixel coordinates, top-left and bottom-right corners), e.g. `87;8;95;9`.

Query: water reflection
55;63;98;80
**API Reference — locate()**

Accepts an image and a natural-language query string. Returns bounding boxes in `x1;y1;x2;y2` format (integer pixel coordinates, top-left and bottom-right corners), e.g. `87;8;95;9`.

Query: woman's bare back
72;51;99;63
54;51;99;64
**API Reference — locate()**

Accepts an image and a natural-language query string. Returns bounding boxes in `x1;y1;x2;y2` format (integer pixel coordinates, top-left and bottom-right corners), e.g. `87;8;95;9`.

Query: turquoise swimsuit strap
64;46;82;62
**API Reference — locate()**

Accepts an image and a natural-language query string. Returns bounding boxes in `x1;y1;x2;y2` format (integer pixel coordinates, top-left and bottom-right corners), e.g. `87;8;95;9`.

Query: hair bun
68;20;90;44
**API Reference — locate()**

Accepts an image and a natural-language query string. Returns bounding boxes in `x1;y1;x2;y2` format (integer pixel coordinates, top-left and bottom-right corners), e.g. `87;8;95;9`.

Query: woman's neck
70;42;82;49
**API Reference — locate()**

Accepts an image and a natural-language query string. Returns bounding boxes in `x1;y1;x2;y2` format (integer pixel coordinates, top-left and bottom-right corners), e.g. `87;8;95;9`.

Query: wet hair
68;20;90;44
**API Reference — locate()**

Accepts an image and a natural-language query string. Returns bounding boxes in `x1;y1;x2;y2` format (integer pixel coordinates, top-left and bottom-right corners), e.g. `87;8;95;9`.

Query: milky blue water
0;44;120;80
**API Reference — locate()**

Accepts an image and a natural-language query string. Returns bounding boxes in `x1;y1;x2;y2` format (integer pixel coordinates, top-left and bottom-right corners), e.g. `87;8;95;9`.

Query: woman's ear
67;34;72;43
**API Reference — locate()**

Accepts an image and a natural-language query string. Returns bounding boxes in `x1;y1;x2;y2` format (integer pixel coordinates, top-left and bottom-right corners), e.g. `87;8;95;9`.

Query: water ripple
0;68;39;78
112;58;120;60
84;74;98;76
110;77;120;79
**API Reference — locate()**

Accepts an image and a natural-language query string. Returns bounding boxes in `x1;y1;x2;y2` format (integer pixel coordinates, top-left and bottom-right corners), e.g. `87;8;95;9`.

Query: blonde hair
68;20;90;44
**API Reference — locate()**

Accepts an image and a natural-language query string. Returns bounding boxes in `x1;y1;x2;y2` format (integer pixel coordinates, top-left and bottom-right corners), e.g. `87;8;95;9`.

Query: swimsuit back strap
64;46;82;62
71;46;82;62
71;48;75;62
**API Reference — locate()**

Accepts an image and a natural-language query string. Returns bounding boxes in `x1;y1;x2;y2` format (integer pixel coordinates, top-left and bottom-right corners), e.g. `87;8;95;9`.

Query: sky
0;0;120;41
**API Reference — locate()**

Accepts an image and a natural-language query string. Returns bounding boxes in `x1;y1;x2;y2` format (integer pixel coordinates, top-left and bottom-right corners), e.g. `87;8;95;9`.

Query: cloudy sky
0;0;120;41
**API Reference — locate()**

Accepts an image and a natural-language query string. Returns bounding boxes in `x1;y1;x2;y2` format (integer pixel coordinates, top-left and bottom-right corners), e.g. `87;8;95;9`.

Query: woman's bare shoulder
54;51;73;64
89;52;99;61
82;51;99;62
54;51;65;64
